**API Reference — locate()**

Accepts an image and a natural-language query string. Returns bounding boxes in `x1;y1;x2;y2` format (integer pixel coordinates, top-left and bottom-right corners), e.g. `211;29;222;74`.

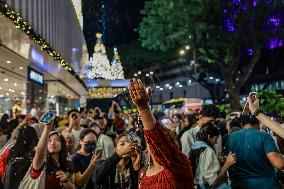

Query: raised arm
32;119;54;170
249;97;284;139
128;79;192;177
128;79;156;130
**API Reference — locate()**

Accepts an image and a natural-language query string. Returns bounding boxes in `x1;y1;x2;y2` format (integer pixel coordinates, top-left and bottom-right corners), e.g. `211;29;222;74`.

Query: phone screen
41;111;56;124
95;148;103;157
242;92;257;115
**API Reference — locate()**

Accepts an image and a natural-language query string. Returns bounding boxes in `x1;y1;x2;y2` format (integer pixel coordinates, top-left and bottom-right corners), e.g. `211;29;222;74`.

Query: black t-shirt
71;152;93;189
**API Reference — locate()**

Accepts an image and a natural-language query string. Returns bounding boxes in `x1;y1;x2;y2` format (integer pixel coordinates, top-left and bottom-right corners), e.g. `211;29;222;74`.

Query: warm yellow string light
88;87;124;98
0;1;87;88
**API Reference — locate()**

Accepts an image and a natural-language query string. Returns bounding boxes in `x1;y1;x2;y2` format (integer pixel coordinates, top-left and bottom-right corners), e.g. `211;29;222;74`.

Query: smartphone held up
40;111;57;124
242;92;257;115
95;148;103;158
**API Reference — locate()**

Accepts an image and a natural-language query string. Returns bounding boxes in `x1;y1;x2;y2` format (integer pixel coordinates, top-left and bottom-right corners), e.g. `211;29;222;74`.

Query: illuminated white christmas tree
87;33;112;80
110;48;125;80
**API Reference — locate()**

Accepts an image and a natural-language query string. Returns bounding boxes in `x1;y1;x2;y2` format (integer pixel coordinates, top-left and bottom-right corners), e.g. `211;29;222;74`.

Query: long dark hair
5;119;19;137
189;122;219;177
46;131;73;174
196;122;220;151
4;125;38;189
0;114;9;129
7;125;38;160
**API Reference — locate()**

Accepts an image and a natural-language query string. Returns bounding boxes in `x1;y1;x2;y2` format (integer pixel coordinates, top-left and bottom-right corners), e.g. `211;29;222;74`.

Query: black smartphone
242;92;257;115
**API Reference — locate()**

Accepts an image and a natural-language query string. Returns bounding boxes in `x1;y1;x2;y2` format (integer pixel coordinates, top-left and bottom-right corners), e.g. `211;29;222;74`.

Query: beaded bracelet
250;109;262;118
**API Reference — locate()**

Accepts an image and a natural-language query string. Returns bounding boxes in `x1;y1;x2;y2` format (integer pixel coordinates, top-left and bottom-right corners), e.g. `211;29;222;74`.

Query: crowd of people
0;79;282;189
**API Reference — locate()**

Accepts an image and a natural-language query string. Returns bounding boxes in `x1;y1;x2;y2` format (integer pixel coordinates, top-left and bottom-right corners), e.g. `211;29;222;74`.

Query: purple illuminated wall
223;0;283;50
265;13;284;49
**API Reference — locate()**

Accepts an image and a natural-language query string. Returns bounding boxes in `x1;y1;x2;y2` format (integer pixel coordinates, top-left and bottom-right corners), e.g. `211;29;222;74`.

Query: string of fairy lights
88;87;125;98
0;1;87;89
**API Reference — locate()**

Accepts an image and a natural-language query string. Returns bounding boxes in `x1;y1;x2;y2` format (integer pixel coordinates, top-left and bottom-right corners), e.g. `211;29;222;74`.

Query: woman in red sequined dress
128;79;194;189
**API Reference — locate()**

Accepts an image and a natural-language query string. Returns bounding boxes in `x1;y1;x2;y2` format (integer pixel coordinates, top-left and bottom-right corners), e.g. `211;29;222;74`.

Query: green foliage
138;0;191;51
138;0;279;64
138;0;283;111
217;103;231;113
258;91;284;115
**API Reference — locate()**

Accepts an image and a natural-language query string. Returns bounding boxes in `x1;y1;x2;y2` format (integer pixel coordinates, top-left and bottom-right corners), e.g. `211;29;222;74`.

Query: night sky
82;0;145;56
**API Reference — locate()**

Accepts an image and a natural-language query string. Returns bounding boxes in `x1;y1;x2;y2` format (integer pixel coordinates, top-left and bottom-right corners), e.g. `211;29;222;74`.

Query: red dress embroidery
139;123;194;189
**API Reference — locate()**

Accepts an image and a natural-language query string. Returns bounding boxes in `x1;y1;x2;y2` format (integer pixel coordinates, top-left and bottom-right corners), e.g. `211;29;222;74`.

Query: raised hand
128;79;151;109
90;152;102;167
45;116;56;130
248;96;259;114
56;170;69;183
224;152;237;168
131;145;142;171
116;141;138;157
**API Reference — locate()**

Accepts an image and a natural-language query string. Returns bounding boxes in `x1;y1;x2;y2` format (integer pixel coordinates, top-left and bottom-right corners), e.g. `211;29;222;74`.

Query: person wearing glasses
71;128;101;189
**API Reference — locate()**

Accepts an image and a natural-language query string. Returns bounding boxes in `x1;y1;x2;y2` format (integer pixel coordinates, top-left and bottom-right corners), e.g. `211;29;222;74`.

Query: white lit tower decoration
110;48;125;80
87;33;112;80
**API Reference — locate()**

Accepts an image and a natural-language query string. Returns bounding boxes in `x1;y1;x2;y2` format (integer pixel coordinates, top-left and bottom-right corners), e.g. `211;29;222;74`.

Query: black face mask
84;142;96;153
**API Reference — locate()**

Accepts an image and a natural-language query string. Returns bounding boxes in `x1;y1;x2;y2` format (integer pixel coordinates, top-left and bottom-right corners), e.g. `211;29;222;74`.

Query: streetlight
138;71;142;75
134;73;138;77
185;45;191;50
188;80;192;85
150;71;154;75
146;73;150;77
179;50;185;55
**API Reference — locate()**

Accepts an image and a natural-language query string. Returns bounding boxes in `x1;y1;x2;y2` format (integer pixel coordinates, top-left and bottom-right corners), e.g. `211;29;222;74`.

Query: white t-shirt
195;146;220;185
72;127;84;147
181;126;201;157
